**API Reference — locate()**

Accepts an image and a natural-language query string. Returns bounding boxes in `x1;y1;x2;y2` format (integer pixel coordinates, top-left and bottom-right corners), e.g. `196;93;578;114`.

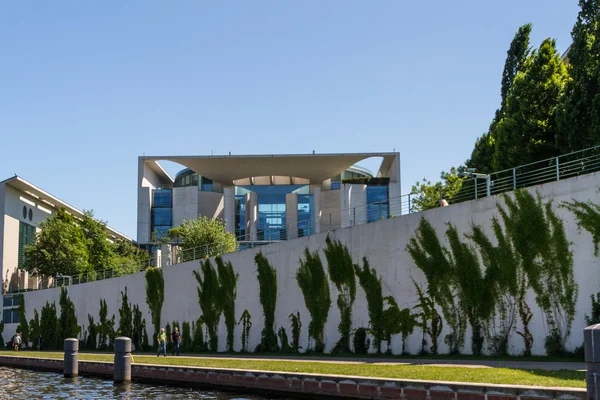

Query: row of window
3;308;20;324
18;222;36;270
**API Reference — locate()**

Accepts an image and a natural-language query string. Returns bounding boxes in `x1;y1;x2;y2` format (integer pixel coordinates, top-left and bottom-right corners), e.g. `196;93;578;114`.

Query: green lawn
0;351;585;388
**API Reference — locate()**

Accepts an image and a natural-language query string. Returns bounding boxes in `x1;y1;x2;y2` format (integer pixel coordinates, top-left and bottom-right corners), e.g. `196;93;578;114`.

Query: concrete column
160;244;171;268
388;182;401;217
114;337;132;383
153;249;162;268
223;186;235;234
63;338;79;378
310;185;321;234
340;184;367;228
245;192;258;241
286;193;298;240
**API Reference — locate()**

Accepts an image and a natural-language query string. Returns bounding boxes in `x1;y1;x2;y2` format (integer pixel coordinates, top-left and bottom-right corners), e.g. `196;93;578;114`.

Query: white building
137;152;401;247
0;175;131;300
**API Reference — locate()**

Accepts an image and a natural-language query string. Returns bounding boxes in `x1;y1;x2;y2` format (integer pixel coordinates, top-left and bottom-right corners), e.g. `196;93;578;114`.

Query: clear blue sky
0;1;580;239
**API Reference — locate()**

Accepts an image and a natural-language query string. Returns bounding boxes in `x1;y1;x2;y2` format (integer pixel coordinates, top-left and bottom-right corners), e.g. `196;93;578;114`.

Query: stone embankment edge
0;355;586;400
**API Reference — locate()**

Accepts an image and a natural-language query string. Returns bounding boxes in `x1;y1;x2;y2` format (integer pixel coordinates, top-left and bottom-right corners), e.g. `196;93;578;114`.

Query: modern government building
137;152;401;247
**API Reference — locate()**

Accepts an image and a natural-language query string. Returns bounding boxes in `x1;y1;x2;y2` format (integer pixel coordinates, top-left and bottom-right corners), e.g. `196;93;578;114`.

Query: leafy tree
557;0;600;152
493;38;568;170
23;208;90;277
410;168;465;212
145;267;164;347
238;311;251;353
118;288;133;339
98;299;110;349
40;301;59;350
323;236;356;354
216;256;238;352
114;239;150;273
296;248;331;353
16;295;29;346
169;216;237;260
468;24;532;174
29;309;40;349
59;286;80;342
80;210;115;272
192;317;208;352
412;280;442;355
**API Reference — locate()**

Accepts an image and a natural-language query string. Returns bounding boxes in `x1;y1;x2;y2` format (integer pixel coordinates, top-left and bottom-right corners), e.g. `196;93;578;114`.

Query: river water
0;367;286;399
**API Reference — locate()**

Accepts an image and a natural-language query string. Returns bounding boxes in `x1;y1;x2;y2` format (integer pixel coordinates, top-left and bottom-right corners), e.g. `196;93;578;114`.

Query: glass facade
151;189;173;239
235;195;246;238
174;169;216;192
367;186;389;222
297;194;314;237
18;222;36;269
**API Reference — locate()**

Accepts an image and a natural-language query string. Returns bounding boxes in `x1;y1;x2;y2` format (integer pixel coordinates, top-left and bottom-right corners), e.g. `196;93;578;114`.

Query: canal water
0;367;287;399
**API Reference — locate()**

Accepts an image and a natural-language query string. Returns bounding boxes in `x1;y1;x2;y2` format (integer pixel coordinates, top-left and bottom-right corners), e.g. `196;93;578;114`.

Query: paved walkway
89;352;585;371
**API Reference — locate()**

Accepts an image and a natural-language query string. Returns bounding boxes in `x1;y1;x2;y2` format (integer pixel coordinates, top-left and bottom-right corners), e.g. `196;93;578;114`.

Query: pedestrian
156;328;167;357
171;327;181;356
13;332;21;352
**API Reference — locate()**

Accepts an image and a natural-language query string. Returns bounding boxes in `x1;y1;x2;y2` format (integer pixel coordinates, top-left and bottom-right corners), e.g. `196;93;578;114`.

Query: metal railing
9;145;600;293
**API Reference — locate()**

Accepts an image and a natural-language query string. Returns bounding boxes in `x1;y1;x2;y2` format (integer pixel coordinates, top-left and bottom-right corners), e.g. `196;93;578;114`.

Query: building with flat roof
0;175;131;297
137;152;400;247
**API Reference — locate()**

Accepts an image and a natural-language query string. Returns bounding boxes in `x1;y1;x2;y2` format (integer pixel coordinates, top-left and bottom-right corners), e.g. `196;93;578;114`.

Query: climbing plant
238;310;252;353
145;267;165;348
353;328;370;355
16;295;29;346
192;317;208;352
118;287;133;339
412;280;442;355
278;327;291;353
381;296;418;355
289;312;302;353
97;299;114;349
29;309;40;349
296;248;331;353
586;288;600;326
132;304;144;351
216;256;239;352
193;259;222;352
323;236;356;354
354;257;384;353
562;196;600;255
59;286;80;342
254;252;279;352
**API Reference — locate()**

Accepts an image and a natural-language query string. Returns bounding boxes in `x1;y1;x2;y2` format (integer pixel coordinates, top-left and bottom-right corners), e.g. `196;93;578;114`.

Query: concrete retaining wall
0;355;586;400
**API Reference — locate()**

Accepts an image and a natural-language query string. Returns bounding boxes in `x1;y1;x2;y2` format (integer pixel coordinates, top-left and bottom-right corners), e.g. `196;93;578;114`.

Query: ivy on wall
412;280;442;354
145;267;165;347
182;321;191;351
238;310;252;353
354;257;384;354
97;299;115;349
40;301;59;349
255;252;279;352
192;317;208;352
118;287;133;339
193;259;222;352
216;256;239;352
382;296;418;355
323;236;356;354
562;197;600;255
296;248;331;353
86;315;97;350
289;312;302;353
132;304;145;351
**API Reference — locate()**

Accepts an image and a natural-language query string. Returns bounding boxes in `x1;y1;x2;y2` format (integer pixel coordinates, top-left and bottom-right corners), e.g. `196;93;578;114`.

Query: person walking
156;328;167;357
13;332;21;351
171;327;181;356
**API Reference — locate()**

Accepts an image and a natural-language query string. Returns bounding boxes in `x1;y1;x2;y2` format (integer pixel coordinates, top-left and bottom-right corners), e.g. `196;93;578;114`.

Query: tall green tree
467;23;532;174
29;309;40;349
59;286;80;342
16;295;29;346
23;208;90;277
145;267;165;346
410;168;465;211
493;38;568;171
216;256;238;352
557;0;600;152
169;216;236;261
193;259;222;351
80;210;115;272
118;287;133;339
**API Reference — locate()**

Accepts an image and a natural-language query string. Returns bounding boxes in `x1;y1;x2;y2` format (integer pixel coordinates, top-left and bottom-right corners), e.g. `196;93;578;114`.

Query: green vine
97;299;115;349
59;286;80;342
289;312;302;353
354;257;384;353
561;197;600;255
40;301;59;349
216;256;239;352
118;287;133;339
238;310;252;353
323;236;356;354
381;296;418;355
254;252;279;352
192;317;208;352
586;288;600;326
412;280;442;354
278;327;291;352
86;315;97;350
145;267;165;347
296;248;331;353
193;259;222;351
353;328;370;354
132;304;144;351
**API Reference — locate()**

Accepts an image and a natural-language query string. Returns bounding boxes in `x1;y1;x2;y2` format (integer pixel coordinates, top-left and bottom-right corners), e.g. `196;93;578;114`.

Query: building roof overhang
1;176;132;242
141;152;399;185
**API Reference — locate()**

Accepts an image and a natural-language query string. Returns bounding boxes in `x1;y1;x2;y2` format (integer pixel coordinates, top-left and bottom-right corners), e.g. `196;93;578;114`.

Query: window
153;189;172;207
201;177;213;192
367;186;389;223
235;195;246;238
298;194;314;237
151;189;173;240
152;208;172;226
3;308;19;324
18;222;36;269
3;296;13;308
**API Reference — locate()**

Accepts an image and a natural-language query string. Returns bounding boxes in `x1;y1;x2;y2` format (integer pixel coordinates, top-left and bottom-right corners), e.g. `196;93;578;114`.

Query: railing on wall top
8;145;600;293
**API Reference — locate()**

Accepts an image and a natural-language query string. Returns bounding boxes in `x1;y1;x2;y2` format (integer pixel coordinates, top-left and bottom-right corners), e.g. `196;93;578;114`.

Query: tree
557;0;600;152
23;208;90;277
145;268;164;347
169;216;236;261
29;309;40;349
410;168;465;211
16;295;29;347
216;256;238;353
493;38;568;171
80;210;115;272
193;259;222;352
118;288;133;339
40;301;59;350
467;23;532;174
114;239;149;272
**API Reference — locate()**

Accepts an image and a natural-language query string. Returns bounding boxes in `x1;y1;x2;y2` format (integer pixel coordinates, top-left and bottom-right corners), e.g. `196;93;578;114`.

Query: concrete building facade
137;153;401;247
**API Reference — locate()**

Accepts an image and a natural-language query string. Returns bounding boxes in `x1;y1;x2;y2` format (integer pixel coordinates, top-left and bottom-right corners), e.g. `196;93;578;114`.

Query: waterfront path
0;351;585;388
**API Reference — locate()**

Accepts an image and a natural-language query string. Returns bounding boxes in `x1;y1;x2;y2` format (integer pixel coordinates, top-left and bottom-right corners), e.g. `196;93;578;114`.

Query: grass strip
0;351;585;388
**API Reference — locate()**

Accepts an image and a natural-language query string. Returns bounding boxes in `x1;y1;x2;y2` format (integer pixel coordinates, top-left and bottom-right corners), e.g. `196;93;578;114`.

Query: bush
544;327;564;356
353;328;370;355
